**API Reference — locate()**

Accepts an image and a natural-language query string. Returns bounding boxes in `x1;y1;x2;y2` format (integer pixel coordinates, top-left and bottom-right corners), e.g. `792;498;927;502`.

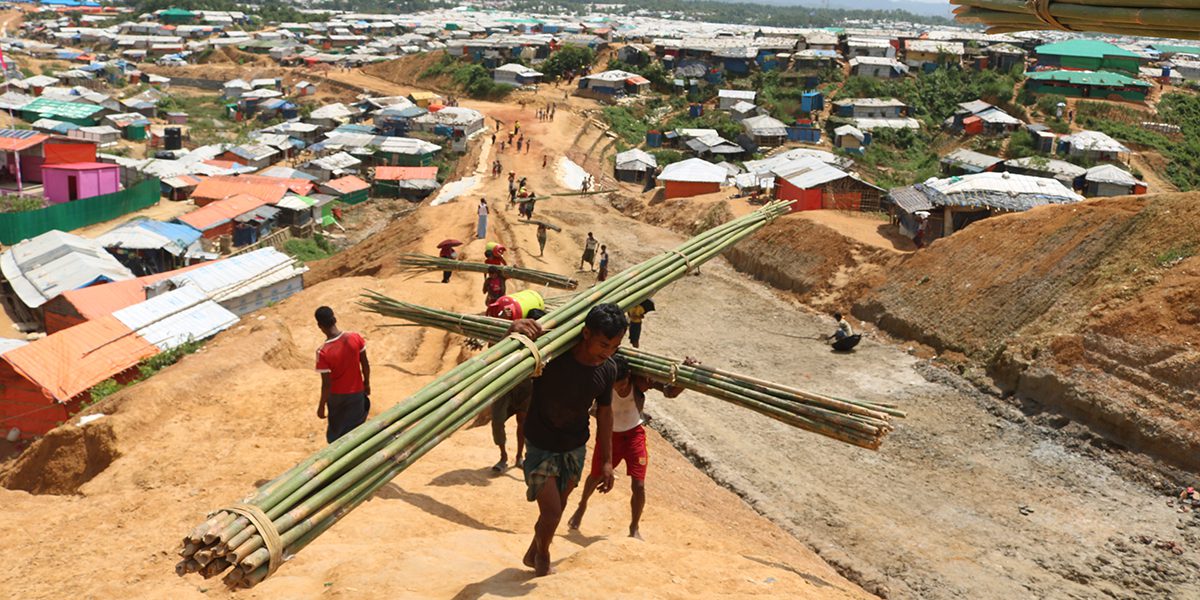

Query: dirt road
313;65;1200;598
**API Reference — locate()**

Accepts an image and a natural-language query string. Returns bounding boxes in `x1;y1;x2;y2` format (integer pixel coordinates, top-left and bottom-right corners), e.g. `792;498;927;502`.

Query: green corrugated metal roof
23;97;104;119
1027;70;1150;87
160;8;195;17
1153;44;1200;56
1035;40;1140;60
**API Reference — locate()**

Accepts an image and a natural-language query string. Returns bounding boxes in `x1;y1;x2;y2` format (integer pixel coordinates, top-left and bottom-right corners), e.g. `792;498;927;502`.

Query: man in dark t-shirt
506;303;627;577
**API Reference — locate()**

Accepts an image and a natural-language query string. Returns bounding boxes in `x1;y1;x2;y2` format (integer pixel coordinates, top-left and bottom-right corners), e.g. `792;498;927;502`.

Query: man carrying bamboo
567;355;687;540
314;306;371;444
506;304;626;576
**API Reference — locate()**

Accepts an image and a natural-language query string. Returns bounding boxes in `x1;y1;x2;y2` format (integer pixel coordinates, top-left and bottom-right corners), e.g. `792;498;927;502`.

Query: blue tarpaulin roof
136;219;202;250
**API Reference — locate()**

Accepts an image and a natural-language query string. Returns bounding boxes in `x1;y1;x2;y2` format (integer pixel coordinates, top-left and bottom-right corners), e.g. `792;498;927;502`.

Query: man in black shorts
506;303;626;576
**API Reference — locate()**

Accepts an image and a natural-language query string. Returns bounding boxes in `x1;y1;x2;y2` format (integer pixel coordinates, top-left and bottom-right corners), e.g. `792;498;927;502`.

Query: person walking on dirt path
491;132;496;147
567;355;687;539
543;155;548;169
517;137;523;153
913;216;928;249
483;266;506;307
506;304;625;577
439;242;458;284
515;120;521;136
476;198;489;239
489;306;548;474
827;312;853;343
580;232;598;271
536;223;549;256
597;245;609;282
626;302;646;348
314;306;371;444
525;139;531;154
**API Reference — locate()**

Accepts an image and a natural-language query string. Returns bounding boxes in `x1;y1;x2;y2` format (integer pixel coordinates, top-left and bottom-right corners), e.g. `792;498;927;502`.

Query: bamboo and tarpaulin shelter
951;0;1200;40
176;202;826;588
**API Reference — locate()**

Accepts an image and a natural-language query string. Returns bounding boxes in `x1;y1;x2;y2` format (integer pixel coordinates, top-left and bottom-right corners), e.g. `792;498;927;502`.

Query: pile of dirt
197;45;275;67
854;192;1200;471
1;422;119;495
363;52;459;95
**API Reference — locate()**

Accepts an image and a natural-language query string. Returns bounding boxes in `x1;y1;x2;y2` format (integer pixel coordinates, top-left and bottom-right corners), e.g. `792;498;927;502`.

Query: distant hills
712;0;956;19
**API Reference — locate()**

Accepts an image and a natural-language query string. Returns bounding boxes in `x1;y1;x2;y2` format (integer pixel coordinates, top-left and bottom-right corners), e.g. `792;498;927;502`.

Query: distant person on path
597;245;609;282
476;198;489;238
536;223;548;256
913;216;928;249
507;304;626;576
438;243;458;284
626;301;646;348
567;355;687;539
580;232;598;271
483;266;506;307
314;306;371;444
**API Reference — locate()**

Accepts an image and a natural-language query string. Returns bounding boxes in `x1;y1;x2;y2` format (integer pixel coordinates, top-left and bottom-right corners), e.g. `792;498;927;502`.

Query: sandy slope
0;79;870;599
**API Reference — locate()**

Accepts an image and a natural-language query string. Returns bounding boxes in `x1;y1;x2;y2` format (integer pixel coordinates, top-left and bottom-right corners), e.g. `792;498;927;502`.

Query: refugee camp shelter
940;149;1004;176
21;97;105;126
1083;164;1146;197
493;63;543;86
320;175;370;204
145;247;307;316
1025;70;1150;102
94;218;203;276
905;40;964;70
1034;39;1141;75
741;114;789;147
849;56;908;79
614;148;657;184
176;193;272;240
41;162;120;204
0;285;239;439
1002;156;1086;187
771;156;882;212
372;166;439;199
576;70;650;100
40;261;212;333
0;129;50;185
833;125;867;152
0;230;134;323
888;172;1083;242
1058;130;1131;163
658;158;727;199
718;89;757;111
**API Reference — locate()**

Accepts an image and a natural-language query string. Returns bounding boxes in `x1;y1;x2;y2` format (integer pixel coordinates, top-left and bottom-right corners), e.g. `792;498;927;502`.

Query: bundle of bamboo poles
357;294;905;450
511;189;614;205
397;253;578;289
176;201;794;588
522;220;562;232
951;0;1200;39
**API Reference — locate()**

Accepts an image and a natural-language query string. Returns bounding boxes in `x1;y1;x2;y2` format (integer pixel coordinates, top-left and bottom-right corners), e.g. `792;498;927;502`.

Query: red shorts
590;424;648;481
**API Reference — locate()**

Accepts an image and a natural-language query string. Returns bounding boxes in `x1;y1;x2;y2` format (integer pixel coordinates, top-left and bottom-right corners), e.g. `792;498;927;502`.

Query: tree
541;45;595;80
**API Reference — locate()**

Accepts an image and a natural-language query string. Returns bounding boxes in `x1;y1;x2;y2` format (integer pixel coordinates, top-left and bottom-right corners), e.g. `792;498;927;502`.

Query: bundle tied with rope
951;0;1200;39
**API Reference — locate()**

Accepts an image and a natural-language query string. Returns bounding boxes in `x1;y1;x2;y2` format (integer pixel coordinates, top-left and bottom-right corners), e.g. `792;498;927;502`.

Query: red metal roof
324;175;369;194
2;315;157;403
0;131;50;152
192;177;291;205
374;166;438;181
178;194;271;231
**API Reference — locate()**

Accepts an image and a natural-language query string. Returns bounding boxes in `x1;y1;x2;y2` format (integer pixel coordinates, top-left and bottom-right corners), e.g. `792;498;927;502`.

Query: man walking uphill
505;304;627;577
314;307;371;444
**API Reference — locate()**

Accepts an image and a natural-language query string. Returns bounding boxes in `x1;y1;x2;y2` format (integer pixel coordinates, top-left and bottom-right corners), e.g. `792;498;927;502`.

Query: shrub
541;46;595;80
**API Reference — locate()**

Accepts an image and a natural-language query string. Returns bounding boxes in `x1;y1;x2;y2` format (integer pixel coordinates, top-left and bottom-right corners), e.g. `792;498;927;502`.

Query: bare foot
534;551;554;577
629;528;643;540
522;545;537;569
567;508;585;530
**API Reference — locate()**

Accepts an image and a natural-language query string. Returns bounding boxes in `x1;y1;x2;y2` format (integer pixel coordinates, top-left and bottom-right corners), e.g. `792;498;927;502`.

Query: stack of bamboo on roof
951;0;1200;39
358;294;904;450
176;201;795;588
397;253;578;289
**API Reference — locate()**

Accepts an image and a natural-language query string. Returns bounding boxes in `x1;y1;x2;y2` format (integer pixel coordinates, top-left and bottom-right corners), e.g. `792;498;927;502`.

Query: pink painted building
41;162;121;204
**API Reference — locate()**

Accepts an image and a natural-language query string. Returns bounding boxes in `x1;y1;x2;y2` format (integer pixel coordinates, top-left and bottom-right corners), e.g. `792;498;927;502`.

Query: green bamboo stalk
398;254;578;289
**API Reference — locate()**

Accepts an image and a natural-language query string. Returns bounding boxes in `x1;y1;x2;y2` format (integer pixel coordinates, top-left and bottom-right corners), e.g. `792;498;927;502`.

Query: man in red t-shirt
314;306;371;444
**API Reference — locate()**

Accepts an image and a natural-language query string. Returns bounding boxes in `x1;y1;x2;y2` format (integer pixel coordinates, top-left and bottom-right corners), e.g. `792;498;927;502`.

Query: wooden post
943;205;954;237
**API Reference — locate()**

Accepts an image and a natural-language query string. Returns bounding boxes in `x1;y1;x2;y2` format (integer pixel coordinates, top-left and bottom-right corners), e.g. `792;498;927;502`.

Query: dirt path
793;211;913;253
1129;151;1178;194
533;195;1200;599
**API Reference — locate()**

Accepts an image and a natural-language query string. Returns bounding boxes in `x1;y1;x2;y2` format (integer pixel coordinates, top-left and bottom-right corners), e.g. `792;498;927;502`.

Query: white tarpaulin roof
658;157;727;183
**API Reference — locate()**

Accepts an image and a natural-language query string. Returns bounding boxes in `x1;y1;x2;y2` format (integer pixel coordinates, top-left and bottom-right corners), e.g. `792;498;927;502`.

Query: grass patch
602;105;651;146
1075;94;1200;191
1156;244;1196;268
284;233;338;262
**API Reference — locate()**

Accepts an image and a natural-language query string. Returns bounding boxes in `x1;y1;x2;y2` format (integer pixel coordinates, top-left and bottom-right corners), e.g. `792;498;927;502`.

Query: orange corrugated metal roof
325;175;369;193
374;166;438;181
178;194;270;230
0;131;50;152
204;160;239;169
192;177;290;204
57;261;214;320
2;315;157;402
